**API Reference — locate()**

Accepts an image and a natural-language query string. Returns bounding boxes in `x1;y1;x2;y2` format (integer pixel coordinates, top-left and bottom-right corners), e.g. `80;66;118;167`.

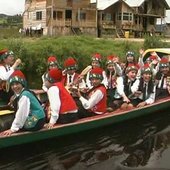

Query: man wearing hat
42;55;60;92
86;53;108;89
63;57;79;86
44;68;78;129
155;57;170;99
1;70;45;136
0;49;21;105
76;67;107;118
63;57;86;96
131;64;156;107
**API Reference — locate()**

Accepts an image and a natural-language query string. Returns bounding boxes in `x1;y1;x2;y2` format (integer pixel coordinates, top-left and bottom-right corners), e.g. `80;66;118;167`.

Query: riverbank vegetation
0;35;169;88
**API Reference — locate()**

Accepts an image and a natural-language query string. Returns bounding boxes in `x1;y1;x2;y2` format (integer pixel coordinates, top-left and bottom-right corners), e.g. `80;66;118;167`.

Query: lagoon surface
0;111;170;170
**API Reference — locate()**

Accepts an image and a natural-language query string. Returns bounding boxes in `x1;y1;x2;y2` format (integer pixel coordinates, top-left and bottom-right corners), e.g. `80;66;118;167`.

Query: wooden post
50;0;54;36
96;0;98;37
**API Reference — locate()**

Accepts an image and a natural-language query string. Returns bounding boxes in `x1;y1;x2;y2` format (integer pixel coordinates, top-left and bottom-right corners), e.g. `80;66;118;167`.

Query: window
117;13;122;20
149;17;154;25
76;12;86;21
57;11;63;20
123;13;132;21
53;11;57;20
65;10;72;19
36;11;42;20
117;12;133;21
80;12;86;20
105;13;112;21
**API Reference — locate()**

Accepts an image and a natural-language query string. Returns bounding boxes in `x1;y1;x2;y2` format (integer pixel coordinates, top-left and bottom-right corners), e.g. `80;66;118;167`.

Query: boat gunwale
0;97;169;139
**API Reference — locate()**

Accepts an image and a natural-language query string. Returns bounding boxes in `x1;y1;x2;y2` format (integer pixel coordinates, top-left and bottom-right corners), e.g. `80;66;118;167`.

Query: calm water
0;111;170;170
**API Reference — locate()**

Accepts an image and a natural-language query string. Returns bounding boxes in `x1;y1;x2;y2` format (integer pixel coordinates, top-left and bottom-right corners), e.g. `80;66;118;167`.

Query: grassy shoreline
0;36;169;88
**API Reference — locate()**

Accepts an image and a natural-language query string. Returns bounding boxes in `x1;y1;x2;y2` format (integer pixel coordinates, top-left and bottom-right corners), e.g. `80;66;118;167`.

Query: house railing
52;19;96;27
101;21;115;29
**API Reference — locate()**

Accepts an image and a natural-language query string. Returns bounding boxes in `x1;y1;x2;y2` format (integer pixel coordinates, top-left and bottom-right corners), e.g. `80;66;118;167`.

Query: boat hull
0;98;170;149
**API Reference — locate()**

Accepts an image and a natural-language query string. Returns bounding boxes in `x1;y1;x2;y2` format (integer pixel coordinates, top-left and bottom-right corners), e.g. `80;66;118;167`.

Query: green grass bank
0;35;169;88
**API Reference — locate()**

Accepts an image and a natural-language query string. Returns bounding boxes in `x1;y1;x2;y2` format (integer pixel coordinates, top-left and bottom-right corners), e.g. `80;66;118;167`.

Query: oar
0;110;14;116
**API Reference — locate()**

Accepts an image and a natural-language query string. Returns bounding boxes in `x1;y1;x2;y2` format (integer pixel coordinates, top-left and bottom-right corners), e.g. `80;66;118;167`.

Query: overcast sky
0;0;25;15
0;0;170;16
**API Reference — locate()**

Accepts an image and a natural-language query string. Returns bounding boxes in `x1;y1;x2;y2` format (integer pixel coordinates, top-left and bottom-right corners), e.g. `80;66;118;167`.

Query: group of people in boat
0;48;170;136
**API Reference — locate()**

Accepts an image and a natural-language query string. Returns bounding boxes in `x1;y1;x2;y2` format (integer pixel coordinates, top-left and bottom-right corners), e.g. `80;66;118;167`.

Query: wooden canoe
0;97;170;149
142;48;170;61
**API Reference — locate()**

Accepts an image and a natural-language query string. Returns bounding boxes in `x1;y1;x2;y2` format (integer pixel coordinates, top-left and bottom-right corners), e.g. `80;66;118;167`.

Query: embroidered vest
53;82;78;114
138;78;154;100
123;77;136;97
88;86;107;113
19;90;45;129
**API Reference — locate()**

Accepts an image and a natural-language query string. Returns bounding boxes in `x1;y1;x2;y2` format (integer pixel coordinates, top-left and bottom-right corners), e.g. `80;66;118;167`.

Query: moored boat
0;97;170;149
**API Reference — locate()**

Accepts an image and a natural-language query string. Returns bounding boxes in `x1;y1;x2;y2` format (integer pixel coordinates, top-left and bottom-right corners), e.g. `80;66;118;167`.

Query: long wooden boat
0;97;170;149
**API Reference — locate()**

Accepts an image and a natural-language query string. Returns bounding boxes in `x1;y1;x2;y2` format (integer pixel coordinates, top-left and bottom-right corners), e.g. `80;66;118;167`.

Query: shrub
143;35;168;49
0;36;146;88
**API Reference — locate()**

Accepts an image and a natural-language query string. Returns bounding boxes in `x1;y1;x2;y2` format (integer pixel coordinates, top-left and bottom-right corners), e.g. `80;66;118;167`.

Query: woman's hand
137;101;146;108
46;123;54;129
12;58;22;69
123;95;130;103
0;129;14;136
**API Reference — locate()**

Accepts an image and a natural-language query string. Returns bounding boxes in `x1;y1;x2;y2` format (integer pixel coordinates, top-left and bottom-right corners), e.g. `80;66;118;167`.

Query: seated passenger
0;49;21;105
155;57;170;100
123;51;137;75
86;53;108;89
42;56;60;92
116;64;138;110
105;55;122;111
44;68;78;129
62;57;86;96
0;70;45;136
144;54;160;77
76;67;107;118
131;65;156;107
112;64;138;110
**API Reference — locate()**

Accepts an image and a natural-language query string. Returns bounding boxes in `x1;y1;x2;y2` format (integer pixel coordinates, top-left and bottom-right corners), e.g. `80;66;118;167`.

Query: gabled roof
124;0;145;7
166;10;170;23
97;0;118;10
90;0;170;10
90;0;118;10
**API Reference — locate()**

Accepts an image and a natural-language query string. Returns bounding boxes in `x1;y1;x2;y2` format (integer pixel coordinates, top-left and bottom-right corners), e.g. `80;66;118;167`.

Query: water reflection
0;111;170;170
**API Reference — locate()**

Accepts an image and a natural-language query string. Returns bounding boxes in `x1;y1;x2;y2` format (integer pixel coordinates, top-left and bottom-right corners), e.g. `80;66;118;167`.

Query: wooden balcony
101;21;116;29
51;19;96;28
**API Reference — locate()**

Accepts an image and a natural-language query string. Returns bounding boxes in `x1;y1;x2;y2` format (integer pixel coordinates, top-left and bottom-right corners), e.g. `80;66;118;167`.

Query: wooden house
23;0;170;37
95;0;170;38
23;0;97;36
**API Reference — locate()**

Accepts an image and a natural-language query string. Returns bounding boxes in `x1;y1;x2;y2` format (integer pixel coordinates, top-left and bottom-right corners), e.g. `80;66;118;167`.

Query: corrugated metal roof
97;0;118;10
166;10;170;23
90;0;119;10
166;0;170;7
90;0;96;3
124;0;144;7
91;0;170;10
90;0;144;10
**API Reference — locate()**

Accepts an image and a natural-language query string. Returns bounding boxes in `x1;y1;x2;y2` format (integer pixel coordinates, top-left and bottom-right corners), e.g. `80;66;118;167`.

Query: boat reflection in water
0;111;170;170
122;128;170;168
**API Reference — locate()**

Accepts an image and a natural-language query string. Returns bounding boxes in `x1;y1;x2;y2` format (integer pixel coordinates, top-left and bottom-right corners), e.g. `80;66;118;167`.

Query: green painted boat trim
0;97;170;149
